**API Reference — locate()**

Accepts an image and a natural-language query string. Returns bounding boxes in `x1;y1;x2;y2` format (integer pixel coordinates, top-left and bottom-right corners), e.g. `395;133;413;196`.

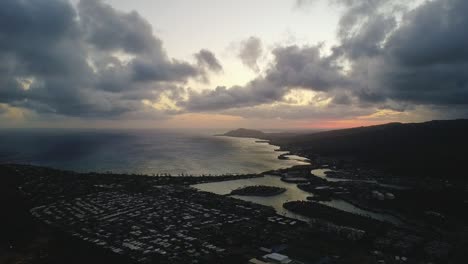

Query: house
264;253;292;264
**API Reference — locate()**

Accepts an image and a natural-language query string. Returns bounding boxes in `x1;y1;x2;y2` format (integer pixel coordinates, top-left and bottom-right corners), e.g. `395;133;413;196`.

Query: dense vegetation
230;185;286;196
283;201;387;232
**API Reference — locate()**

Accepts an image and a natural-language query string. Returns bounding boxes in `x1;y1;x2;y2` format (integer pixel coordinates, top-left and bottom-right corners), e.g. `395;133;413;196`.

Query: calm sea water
0;129;308;175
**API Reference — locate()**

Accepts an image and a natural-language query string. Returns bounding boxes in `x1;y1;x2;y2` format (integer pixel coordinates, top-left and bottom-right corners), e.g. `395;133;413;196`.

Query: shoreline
2;135;309;178
216;135;311;168
337;196;415;227
0;162;265;184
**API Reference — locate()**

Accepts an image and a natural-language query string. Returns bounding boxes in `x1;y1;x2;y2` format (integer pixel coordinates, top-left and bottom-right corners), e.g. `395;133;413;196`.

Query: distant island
230;185;286;196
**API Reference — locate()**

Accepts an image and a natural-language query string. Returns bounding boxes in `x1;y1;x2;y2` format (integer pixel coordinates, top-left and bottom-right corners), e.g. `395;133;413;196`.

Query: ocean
0;129;308;175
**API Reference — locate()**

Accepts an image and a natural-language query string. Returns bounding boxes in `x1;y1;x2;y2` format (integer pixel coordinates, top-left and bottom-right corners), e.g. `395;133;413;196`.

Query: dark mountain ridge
224;119;468;179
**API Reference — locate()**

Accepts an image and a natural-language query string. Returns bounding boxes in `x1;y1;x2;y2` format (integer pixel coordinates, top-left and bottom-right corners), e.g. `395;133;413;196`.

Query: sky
1;0;468;129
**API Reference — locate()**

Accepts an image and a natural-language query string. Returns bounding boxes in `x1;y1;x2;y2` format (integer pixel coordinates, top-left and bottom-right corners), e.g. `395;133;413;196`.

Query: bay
0;128;308;175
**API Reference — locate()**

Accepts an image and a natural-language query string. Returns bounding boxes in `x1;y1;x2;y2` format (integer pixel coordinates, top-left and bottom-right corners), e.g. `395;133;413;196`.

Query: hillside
224;119;468;179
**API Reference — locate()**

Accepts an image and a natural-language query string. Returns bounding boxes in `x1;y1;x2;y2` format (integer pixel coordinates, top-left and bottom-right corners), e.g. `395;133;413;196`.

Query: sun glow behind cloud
1;0;467;129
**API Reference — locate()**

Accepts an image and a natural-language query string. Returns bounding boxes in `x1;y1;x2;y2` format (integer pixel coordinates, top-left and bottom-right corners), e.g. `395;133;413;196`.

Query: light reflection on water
193;175;402;224
311;169;409;190
0;129;309;175
193;176;311;222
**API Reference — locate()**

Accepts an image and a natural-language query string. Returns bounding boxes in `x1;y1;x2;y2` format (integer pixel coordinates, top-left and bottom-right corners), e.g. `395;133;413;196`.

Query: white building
263;253;292;264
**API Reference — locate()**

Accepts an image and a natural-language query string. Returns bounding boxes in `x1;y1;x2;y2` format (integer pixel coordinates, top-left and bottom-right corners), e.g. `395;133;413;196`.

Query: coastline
1;129;306;177
215;134;311;168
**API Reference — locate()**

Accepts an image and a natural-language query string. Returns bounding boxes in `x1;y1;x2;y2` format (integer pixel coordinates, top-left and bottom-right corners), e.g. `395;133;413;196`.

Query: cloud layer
183;0;468;121
0;0;219;118
1;0;468;126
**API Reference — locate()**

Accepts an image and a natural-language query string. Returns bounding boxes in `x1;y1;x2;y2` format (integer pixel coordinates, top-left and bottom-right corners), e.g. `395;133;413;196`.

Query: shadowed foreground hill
224;119;468;179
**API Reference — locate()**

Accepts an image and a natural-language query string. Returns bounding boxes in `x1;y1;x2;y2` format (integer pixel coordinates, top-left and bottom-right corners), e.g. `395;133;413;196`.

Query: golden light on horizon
161;113;244;128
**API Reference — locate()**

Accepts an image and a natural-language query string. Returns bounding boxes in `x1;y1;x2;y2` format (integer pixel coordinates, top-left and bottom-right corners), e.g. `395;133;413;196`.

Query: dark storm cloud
78;0;163;55
195;50;223;73
386;0;468;66
181;79;288;111
301;0;468;107
79;0;202;84
184;0;468;116
0;0;206;118
130;58;199;82
349;0;468;106
238;36;263;72
338;14;396;59
0;0;95;116
0;0;88;78
267;45;347;91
